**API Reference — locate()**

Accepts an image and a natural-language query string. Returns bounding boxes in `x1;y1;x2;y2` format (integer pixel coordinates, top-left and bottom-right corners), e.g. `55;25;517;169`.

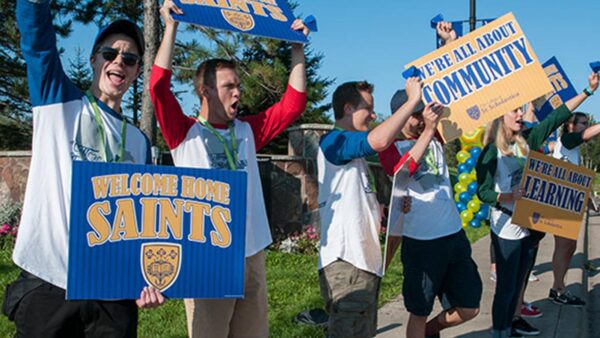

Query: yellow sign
513;151;595;240
406;13;553;142
141;243;182;292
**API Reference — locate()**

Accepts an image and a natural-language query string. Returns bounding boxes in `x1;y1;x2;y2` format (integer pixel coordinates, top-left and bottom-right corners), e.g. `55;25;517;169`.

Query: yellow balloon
467;199;481;213
456;150;470;163
460;210;474;223
462;222;469;228
454;183;467;193
459;127;485;150
459;173;472;185
455;192;461;202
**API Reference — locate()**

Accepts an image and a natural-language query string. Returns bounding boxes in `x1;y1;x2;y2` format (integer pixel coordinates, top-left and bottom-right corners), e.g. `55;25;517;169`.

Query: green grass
0;225;486;338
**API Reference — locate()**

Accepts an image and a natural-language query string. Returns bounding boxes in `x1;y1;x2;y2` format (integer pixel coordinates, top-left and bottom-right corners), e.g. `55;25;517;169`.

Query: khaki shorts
319;260;381;338
184;251;268;338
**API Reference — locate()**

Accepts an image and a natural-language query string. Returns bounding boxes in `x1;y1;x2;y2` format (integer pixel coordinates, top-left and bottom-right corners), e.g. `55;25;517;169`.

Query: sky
58;0;600;121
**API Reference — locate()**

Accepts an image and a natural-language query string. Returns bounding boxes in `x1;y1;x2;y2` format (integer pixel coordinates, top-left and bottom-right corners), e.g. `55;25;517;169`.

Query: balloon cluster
454;128;489;228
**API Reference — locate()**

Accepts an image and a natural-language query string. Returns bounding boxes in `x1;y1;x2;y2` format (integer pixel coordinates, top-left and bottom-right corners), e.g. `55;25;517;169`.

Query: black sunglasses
98;47;140;66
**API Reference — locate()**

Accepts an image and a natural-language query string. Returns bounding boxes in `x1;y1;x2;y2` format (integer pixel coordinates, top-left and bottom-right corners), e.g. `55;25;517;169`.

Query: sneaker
293;308;328;327
512;317;540;336
549;289;586;307
509;328;524;337
521;302;542;318
490;270;497;282
528;272;539;282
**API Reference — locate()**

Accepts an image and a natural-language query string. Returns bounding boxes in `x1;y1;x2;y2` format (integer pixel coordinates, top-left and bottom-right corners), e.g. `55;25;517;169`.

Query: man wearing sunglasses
149;1;309;337
6;1;164;337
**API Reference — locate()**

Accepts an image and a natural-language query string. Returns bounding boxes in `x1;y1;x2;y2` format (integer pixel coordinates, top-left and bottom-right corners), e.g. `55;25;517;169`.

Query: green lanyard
334;125;377;193
85;90;127;162
424;147;440;176
197;115;238;170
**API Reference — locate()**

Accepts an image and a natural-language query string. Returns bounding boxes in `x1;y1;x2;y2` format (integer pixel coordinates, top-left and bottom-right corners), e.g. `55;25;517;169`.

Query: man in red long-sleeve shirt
149;1;310;337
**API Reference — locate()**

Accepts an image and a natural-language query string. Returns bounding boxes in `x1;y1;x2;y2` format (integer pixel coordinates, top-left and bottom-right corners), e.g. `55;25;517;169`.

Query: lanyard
85;90;127;162
334;125;377;193
197;115;238;170
424;147;440;176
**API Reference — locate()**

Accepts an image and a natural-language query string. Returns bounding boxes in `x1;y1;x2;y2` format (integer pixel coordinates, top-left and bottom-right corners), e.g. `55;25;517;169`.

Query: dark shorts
401;229;482;317
8;271;138;338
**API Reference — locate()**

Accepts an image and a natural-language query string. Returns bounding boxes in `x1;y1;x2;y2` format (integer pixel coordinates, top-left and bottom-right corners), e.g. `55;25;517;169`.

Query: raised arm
241;20;310;150
367;77;421;152
149;0;194;150
288;19;310;93
16;0;80;107
565;72;599;112
154;0;182;70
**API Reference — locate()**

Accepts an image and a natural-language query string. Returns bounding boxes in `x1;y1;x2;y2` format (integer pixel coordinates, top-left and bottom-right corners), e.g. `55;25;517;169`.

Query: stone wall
0;125;392;235
0;151;31;204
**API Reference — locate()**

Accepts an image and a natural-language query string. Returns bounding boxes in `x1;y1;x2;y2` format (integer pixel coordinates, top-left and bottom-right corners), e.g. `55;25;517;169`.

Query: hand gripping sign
67;161;247;299
406;13;552;142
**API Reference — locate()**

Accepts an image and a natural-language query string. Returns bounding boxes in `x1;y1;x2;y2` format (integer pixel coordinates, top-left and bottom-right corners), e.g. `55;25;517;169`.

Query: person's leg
401;236;447;338
14;277;84;338
229;251;269;338
425;307;479;336
551;235;577;291
426;230;482;336
490;233;522;334
407;314;428;338
510;236;540;336
84;300;138;338
319;260;379;338
185;254;268;338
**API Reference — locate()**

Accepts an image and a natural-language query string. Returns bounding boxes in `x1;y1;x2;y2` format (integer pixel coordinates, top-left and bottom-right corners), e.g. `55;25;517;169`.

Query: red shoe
521;302;542;318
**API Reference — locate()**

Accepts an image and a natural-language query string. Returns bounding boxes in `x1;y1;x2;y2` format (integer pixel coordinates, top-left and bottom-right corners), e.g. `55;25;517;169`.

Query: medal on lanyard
85;90;127;162
197;115;238;170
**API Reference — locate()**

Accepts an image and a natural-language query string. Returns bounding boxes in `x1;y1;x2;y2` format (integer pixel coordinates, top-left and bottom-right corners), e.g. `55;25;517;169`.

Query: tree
0;0;72;150
67;47;92;91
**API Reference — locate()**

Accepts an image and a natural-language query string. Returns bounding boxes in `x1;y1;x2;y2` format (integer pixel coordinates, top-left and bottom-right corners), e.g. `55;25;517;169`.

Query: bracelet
584;87;595;96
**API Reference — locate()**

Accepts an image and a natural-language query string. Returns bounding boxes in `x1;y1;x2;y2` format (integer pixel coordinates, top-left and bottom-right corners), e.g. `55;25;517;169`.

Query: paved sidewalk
376;212;599;337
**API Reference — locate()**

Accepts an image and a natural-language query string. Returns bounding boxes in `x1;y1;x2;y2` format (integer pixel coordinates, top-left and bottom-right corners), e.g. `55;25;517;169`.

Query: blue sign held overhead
172;0;307;43
535;57;578;121
67;161;247;300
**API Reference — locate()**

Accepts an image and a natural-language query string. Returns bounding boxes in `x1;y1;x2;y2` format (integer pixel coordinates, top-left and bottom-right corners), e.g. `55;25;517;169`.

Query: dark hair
194;59;238;95
563;112;588;134
332;81;374;120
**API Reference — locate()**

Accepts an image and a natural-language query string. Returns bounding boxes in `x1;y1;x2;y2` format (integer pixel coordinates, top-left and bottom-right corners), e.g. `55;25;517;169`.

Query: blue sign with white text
535;57;578;121
67;161;247;300
172;0;307;43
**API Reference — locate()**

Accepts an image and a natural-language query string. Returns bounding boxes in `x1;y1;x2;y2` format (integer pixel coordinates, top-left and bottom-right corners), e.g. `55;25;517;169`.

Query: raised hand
436;21;457;44
160;0;183;26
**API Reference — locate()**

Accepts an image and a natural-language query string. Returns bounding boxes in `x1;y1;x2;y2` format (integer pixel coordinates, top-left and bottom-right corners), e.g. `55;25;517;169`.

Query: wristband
584;87;594;96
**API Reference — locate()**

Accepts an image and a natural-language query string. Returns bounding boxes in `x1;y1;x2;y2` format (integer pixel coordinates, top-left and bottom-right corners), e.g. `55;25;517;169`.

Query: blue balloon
479;203;489;214
469;219;482;228
456;202;467;212
458;163;469;174
465;157;476;170
475;209;488;220
469;147;482;160
459;192;471;204
467;181;478;195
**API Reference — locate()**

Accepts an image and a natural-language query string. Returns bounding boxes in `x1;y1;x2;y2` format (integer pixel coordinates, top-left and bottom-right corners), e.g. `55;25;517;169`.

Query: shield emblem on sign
532;212;540;224
141;243;182;292
222;9;255;31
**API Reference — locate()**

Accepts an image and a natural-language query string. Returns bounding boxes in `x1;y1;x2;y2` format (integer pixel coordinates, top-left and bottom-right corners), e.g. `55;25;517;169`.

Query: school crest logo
532;212;540;224
221;9;255;31
141;243;182;292
466;105;481;120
